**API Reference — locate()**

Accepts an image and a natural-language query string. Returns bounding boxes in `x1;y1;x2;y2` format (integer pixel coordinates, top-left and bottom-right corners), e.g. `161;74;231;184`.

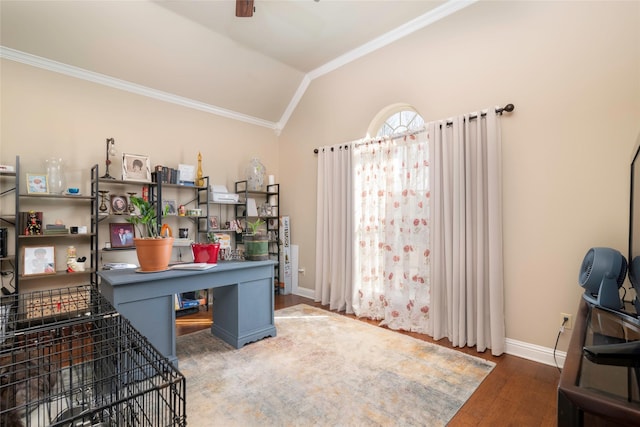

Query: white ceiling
0;0;470;130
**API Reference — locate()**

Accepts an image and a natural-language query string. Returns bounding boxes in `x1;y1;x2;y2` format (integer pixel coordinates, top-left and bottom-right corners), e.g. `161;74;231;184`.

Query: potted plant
126;196;174;271
191;231;221;264
244;218;269;261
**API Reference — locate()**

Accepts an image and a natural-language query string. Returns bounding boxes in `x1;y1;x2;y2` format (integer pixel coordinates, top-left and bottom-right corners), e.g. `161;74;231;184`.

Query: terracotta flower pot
134;237;174;272
191;243;220;264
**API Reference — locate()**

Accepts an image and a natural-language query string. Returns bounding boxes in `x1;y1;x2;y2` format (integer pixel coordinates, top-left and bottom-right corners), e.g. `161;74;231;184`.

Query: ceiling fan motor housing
236;0;254;17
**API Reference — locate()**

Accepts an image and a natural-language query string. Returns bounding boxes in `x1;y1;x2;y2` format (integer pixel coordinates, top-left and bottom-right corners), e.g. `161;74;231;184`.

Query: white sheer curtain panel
427;109;505;355
315;145;354;312
351;132;431;332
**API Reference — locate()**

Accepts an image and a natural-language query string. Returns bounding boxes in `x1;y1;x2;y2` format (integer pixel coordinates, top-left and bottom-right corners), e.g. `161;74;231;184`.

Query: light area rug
176;304;495;426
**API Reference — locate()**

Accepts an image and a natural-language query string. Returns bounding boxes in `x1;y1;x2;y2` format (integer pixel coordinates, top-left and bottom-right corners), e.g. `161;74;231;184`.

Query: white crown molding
278;0;477;130
276;74;311;134
0;46;278;130
307;0;477;82
1;1;475;134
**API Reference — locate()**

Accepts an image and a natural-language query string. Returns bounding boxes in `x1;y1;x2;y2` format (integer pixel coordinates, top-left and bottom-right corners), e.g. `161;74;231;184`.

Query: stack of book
43;224;69;235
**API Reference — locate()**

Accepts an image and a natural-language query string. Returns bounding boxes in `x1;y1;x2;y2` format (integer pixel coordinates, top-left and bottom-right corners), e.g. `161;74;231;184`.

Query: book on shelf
43;229;69;235
180;299;200;309
45;224;67;229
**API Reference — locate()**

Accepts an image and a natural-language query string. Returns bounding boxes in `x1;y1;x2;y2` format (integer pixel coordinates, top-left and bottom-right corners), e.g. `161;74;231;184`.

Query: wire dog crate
0;285;186;426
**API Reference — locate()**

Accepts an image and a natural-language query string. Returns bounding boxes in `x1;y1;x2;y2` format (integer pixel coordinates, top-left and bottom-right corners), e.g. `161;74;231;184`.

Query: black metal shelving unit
235;179;281;293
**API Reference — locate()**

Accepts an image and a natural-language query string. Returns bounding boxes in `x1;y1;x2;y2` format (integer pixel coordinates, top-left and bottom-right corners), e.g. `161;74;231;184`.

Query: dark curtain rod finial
501;103;515;113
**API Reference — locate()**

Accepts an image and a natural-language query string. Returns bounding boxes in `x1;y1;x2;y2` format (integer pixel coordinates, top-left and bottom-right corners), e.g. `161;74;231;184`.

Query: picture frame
209;216;219;230
110;195;128;215
23;246;55;276
109;223;135;248
177;164;196;185
162;199;177;216
122;153;151;182
26;174;49;194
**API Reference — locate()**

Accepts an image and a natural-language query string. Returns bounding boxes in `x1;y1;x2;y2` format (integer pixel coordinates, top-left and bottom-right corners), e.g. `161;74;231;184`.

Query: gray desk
98;260;277;366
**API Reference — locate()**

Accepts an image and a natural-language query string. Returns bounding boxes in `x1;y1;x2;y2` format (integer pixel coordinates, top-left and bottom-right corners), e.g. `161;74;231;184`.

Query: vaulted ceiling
0;1;471;131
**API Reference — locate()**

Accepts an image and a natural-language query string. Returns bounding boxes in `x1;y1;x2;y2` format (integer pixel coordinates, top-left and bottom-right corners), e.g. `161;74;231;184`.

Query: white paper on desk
169;263;216;270
103;263;138;270
247;198;259;216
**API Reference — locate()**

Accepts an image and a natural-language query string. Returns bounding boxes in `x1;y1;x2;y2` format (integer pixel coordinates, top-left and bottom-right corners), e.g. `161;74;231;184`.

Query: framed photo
162;199;177;216
178;164;196;185
23;246;55;276
209;216;219;230
110;195;128;214
122;153;151;182
26;174;49;194
109;223;135;248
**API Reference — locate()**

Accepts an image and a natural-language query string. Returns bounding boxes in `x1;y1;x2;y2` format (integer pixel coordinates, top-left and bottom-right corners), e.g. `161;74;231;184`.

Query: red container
191;243;220;264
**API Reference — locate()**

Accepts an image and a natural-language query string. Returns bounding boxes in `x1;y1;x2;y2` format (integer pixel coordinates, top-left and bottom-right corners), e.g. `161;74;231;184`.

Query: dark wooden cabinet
558;299;640;426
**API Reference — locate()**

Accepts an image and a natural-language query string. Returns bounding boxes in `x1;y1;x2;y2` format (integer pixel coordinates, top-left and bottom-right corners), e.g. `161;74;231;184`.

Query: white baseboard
505;338;566;368
293;287;314;300
292;288;565;368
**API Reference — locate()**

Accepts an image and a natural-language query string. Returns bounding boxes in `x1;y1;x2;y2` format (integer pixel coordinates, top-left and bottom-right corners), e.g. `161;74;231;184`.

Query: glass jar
45;157;65;194
246;157;265;191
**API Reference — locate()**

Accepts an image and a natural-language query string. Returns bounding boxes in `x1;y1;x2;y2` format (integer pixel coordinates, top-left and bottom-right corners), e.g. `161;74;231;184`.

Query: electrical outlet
561;313;573;330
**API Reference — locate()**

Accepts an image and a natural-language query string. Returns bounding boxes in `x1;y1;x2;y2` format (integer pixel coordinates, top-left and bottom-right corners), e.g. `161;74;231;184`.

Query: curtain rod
313;103;515;154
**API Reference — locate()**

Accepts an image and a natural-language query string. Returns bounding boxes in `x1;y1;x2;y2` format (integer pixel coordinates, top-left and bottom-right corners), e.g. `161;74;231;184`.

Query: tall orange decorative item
196;152;204;187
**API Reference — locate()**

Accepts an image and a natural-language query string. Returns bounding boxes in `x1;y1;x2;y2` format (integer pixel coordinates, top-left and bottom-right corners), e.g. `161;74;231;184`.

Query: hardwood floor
176;294;559;426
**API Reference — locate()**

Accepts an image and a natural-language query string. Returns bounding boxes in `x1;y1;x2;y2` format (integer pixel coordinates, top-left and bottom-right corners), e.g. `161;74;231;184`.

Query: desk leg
115;294;177;365
211;277;276;348
557;390;583;427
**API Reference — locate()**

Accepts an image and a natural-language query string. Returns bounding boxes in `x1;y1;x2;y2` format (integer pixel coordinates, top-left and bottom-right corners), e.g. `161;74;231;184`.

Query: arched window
368;103;425;138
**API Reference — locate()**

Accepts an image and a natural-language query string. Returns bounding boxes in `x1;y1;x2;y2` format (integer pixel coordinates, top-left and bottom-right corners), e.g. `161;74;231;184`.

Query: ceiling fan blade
236;0;254;18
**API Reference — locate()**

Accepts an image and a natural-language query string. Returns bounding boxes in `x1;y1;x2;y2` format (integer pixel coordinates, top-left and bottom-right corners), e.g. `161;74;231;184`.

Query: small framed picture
26;174;49;194
122;153;151;182
178;164;196;185
162;199;177;216
23;246;55;276
209;216;219;230
110;195;128;214
109;223;135;248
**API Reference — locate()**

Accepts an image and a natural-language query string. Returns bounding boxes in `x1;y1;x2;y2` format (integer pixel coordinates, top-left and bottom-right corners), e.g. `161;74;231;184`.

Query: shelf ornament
246;157;265;191
196;152;204;187
100;138;117;179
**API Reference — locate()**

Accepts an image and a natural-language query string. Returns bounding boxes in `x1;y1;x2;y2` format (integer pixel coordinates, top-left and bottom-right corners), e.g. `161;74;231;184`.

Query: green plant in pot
126;196;174;271
244;218;269;261
191;231;221;264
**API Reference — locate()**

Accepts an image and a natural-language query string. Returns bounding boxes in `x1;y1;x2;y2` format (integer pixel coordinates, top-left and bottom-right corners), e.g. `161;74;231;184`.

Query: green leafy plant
126;196;169;238
246;218;265;236
206;230;219;243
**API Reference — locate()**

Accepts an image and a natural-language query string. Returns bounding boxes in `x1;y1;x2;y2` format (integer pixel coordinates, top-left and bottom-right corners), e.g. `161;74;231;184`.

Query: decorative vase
246;157;265;191
243;234;269;261
134;237;174;272
191;243;220;264
45;157;65;194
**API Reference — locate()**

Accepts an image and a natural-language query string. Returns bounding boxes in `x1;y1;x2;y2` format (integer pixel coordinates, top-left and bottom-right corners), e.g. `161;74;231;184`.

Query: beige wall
1;1;639;354
278;0;640;351
0;60;279;180
0;59;279;264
